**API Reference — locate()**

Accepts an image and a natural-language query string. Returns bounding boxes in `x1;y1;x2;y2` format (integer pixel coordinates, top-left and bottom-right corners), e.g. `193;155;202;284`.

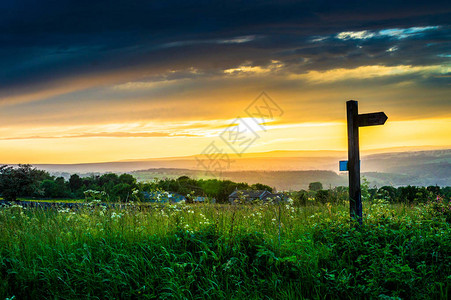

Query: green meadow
0;199;450;299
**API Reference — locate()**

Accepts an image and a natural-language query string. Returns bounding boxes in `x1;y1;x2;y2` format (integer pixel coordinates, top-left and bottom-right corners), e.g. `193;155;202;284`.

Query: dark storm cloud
0;0;450;95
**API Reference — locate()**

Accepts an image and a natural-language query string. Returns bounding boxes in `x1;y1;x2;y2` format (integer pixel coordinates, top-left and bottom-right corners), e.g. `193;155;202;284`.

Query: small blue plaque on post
339;160;360;171
339;160;348;171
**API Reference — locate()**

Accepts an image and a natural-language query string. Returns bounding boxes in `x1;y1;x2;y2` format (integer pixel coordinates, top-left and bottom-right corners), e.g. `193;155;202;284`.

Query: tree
112;183;133;202
0;164;50;201
397;185;431;203
427;185;440;196
40;179;58;198
69;174;83;192
69;174;92;198
40;177;70;198
378;186;397;202
119;173;136;186
251;183;273;192
99;173;120;186
309;182;323;192
55;177;70;198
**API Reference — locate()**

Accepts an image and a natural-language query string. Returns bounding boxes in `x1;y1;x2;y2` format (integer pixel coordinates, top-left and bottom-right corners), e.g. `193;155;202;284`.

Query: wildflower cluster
111;212;124;220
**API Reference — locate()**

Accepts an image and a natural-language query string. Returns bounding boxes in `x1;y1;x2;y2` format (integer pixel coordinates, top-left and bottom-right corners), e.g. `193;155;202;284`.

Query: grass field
1;199;450;299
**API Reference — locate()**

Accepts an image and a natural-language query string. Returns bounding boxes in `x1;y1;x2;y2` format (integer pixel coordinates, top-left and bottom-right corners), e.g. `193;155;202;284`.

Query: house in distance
228;190;286;204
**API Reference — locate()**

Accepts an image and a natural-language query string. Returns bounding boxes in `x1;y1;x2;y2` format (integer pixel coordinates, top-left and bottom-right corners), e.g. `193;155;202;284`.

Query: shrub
291;190;308;207
315;189;330;204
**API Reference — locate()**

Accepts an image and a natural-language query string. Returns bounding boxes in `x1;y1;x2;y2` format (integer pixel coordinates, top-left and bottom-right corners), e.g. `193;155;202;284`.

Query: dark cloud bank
1;0;450;93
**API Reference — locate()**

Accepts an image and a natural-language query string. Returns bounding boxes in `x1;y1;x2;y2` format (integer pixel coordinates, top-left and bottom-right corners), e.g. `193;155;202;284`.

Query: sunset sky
0;0;450;163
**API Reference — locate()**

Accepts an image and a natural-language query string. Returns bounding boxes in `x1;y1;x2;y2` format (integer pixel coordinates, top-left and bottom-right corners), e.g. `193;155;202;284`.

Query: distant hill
129;148;451;189
130;169;448;191
362;149;451;187
131;169;347;191
4;148;449;189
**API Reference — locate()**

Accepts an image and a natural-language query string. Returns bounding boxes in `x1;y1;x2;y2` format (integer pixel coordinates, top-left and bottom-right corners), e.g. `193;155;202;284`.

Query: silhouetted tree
0;164;51;201
69;174;83;193
309;182;323;192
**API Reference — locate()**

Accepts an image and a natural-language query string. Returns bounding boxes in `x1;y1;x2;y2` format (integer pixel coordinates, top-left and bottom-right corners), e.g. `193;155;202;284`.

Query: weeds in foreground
0;199;450;299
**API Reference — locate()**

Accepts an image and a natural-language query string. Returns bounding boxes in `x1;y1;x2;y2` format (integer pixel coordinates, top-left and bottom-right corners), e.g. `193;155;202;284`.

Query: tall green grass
0;200;450;299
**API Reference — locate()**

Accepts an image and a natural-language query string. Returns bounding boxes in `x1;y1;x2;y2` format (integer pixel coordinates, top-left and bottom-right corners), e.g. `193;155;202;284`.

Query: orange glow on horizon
0;117;449;164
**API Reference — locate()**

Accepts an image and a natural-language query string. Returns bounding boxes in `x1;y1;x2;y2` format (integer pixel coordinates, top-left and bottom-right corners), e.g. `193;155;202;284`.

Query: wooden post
347;100;362;224
345;100;387;224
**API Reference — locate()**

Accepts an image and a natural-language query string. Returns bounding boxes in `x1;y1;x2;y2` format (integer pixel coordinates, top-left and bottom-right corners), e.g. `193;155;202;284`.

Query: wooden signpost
345;100;387;224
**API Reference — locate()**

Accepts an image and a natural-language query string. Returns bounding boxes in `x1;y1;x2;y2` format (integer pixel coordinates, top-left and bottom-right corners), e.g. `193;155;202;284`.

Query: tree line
0;164;139;202
1;165;449;204
289;181;451;206
0;165;272;203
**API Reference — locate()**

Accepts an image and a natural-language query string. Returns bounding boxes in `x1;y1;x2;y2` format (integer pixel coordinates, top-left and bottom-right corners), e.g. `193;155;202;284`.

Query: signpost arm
347;100;362;224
